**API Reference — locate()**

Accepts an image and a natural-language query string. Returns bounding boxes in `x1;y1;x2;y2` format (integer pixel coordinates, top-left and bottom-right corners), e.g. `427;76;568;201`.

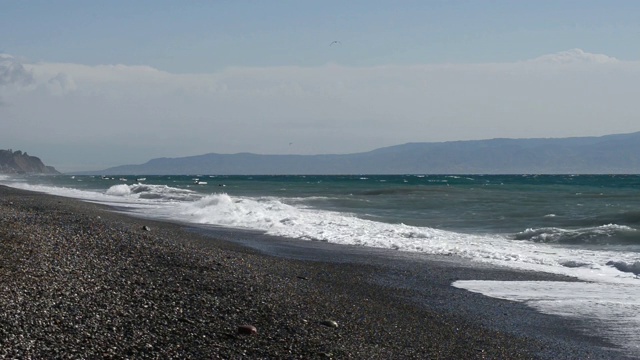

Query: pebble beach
0;185;627;359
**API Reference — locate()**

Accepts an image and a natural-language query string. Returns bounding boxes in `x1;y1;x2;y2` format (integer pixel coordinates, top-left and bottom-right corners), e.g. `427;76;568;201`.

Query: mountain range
80;132;640;175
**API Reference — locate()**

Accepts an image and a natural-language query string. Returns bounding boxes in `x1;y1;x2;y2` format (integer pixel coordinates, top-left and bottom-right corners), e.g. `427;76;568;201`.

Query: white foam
105;184;131;196
160;193;640;283
1;182;169;213
515;224;637;244
105;183;200;201
453;280;640;356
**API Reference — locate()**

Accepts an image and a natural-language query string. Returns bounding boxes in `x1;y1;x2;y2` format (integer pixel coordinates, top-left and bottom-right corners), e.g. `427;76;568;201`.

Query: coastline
0;185;626;359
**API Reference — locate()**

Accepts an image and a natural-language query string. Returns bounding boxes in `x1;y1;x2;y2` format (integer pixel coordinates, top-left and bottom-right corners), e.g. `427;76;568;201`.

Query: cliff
0;149;59;174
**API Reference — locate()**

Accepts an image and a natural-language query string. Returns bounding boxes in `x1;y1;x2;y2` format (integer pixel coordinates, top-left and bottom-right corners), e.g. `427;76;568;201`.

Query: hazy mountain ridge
83;132;640;175
0;149;59;174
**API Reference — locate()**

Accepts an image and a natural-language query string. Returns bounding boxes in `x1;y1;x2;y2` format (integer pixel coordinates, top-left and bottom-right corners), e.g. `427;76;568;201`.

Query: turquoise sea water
3;173;640;356
18;174;640;244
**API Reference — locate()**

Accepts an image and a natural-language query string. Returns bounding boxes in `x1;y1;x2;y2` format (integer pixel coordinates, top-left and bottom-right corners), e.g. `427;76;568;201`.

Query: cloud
2;49;640;171
527;48;619;64
0;54;34;87
0;54;35;105
46;72;77;96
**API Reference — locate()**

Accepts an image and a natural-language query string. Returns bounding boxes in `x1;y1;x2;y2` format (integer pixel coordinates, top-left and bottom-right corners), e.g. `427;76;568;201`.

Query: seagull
330;40;341;46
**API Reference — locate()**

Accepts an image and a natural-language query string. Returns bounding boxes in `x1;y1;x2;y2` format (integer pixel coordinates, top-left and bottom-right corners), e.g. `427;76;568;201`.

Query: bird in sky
329;40;341;46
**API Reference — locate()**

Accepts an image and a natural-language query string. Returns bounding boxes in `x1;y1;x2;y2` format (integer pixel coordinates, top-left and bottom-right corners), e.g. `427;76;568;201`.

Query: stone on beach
320;320;338;328
237;324;258;335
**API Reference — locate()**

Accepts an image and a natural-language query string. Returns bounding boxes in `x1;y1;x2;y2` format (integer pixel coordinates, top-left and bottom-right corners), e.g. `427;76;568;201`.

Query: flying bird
330;40;341;46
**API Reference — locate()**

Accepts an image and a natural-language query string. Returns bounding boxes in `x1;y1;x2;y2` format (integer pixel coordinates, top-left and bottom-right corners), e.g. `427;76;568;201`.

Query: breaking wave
513;224;640;245
105;183;201;201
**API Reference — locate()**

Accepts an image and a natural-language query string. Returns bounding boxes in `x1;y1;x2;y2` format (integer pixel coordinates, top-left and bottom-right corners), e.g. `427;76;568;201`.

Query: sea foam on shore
0;186;627;359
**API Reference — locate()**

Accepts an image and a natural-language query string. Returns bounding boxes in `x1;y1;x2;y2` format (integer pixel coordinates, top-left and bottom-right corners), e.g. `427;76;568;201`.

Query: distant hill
82;132;640;175
0;149;60;174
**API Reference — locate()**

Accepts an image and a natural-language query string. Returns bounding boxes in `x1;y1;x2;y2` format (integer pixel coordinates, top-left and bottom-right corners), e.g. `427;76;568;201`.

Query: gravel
0;186;626;359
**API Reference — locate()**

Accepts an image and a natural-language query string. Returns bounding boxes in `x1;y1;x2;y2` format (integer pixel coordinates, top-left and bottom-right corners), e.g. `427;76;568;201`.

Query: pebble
237;325;258;335
320;320;338;328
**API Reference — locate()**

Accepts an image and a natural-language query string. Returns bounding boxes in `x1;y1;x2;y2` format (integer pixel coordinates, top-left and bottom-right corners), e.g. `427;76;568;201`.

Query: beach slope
0;186;623;359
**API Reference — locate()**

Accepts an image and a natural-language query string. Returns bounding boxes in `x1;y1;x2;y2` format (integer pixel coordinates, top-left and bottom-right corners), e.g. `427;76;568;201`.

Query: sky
1;0;640;172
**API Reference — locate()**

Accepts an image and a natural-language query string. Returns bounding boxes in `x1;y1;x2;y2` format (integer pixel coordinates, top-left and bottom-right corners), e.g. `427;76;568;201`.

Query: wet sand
0;185;626;359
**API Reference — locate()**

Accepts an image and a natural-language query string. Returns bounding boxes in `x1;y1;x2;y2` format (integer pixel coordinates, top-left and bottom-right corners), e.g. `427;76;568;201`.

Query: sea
2;173;640;356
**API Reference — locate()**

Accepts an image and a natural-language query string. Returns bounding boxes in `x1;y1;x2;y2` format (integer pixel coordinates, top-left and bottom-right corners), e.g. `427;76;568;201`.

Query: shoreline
0;185;626;359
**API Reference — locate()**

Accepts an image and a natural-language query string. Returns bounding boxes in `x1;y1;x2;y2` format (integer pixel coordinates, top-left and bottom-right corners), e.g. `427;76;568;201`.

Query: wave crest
105;183;199;201
606;261;640;275
514;224;639;245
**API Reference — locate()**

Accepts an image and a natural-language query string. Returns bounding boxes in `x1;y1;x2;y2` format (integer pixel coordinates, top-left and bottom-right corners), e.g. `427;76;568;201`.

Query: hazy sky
1;1;640;172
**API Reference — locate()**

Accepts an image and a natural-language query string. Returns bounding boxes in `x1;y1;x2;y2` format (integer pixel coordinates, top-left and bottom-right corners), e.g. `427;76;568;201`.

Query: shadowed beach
0;185;628;359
